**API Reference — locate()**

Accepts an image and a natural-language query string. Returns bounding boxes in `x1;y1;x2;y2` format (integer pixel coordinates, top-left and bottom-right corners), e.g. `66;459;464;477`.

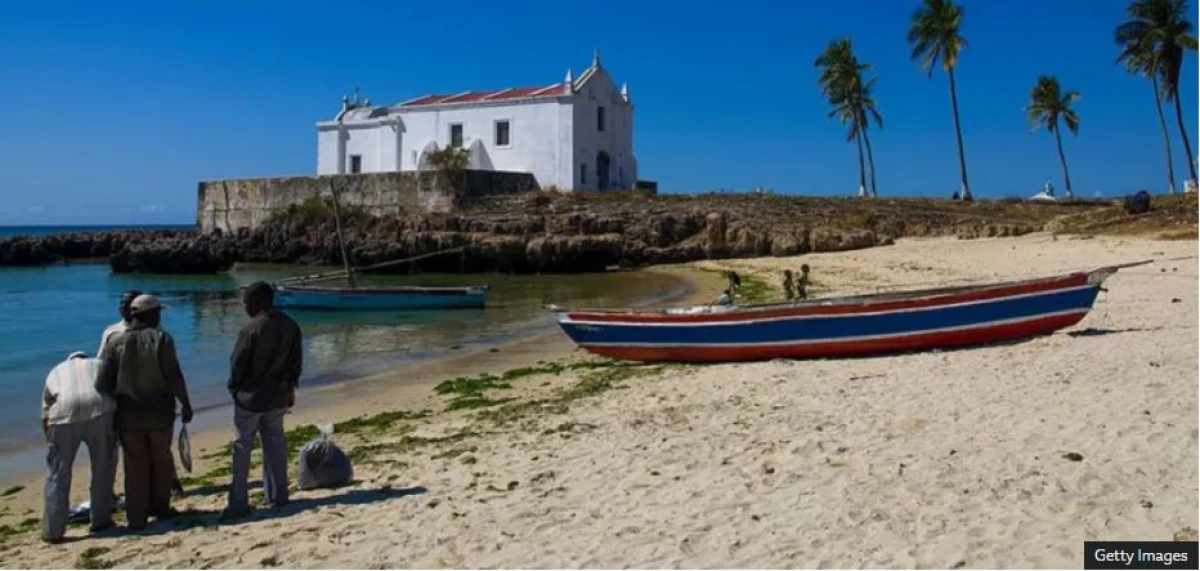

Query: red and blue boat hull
552;268;1119;363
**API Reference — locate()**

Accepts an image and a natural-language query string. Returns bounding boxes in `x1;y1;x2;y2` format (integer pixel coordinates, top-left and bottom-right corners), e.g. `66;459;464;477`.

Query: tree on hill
816;38;883;198
1115;0;1198;191
908;0;972;201
1025;75;1081;199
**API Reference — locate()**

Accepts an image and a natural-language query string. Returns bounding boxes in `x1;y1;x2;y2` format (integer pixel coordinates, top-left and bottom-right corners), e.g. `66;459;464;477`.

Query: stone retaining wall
196;170;538;233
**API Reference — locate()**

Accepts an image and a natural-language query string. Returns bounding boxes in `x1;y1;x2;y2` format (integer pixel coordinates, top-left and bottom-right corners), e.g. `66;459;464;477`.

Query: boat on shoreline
548;263;1144;363
268;180;489;311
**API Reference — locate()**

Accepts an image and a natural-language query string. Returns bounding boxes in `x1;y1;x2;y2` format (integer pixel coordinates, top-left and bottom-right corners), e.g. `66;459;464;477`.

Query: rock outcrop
0;230;190;267
2;193;1098;274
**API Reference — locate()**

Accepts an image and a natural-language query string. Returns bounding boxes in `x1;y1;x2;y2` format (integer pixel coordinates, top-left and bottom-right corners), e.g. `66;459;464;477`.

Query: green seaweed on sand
1;486;23;497
77;547;114;570
444;395;517;412
698;267;775;303
475;362;687;427
0;518;39;544
346;431;482;464
333;409;431;434
433;359;622;412
558;363;684;402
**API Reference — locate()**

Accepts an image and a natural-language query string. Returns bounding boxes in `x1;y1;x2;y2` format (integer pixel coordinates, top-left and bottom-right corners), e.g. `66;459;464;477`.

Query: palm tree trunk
1172;93;1197;185
863;127;878;197
1152;75;1177;194
946;68;971;201
855;131;867;197
1053;127;1073;199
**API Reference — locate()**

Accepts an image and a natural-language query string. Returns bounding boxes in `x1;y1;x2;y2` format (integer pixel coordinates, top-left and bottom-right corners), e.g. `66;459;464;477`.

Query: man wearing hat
98;290;185;498
41;351;117;543
96;294;194;530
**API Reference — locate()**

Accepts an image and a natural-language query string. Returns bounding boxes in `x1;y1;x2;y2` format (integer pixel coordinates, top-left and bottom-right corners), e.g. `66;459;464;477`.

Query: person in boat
727;271;742;294
782;270;796;300
98;290;185;499
716;288;734;306
796;264;811;300
95;294;194;531
223;281;303;520
41;351;117;543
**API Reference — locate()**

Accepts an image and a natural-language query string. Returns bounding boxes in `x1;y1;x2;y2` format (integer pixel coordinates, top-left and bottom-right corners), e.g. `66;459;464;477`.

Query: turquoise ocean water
0;225;686;477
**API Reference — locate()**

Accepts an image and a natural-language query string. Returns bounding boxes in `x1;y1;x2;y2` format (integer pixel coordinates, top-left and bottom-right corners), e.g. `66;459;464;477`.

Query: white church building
316;51;637;192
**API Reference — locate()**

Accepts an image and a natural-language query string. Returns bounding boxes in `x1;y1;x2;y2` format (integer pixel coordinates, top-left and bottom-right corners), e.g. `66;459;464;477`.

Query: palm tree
858;87;884;198
816;38;883;197
908;0;972;201
1025;76;1081;199
1118;47;1177;192
1116;0;1198;189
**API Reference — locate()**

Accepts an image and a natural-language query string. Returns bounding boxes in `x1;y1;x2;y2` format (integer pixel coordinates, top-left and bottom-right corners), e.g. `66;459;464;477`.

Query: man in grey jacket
223;282;303;519
96;294;194;530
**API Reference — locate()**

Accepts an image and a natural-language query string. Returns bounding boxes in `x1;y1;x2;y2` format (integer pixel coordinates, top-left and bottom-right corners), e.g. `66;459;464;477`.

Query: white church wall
317;128;341;174
398;98;567;188
571;69;635;191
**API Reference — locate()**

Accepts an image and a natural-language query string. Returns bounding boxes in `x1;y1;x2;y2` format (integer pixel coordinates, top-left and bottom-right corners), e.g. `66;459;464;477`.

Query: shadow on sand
94;485;426;539
1066;326;1165;338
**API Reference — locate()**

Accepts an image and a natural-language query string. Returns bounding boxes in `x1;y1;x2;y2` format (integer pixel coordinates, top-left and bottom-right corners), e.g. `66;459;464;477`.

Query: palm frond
1115;0;1197;96
1025;75;1081;137
907;0;968;79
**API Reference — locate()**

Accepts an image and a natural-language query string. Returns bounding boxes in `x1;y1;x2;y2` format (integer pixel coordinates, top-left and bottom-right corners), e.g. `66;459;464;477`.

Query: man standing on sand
41;351;117;543
223;282;303;520
96;294;194;530
98;290;185;498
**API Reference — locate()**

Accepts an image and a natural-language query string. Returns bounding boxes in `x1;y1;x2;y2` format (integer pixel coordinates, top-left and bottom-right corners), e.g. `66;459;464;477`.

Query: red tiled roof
399;83;564;107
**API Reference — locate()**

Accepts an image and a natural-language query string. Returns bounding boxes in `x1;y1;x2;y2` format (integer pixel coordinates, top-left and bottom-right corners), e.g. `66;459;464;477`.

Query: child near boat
782;264;811;300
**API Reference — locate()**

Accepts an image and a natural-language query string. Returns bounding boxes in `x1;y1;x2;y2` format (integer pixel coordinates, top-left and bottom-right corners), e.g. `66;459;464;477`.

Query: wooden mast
327;179;357;289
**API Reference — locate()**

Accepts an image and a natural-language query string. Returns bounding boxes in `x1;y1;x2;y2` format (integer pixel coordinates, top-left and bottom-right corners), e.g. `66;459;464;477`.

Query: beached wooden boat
548;263;1140;363
274;283;488;310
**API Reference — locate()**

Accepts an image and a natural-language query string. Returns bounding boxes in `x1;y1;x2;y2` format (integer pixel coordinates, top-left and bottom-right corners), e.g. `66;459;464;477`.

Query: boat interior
554;267;1103;316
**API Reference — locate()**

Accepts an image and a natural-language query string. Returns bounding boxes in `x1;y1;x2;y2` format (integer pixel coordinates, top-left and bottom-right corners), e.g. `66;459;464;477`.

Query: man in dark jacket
95;294;194;530
223;282;303;519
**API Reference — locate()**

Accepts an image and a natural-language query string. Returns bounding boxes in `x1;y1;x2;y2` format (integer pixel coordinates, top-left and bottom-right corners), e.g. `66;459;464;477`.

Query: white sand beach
1;234;1196;569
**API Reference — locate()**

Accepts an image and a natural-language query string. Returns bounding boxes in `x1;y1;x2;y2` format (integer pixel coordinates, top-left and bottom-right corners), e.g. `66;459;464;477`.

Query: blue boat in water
267;181;490;311
274;283;488;311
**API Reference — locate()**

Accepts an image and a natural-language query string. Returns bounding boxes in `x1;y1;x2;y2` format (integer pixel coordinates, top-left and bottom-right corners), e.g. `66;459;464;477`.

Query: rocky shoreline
0;229;193;267
1;193;1120;274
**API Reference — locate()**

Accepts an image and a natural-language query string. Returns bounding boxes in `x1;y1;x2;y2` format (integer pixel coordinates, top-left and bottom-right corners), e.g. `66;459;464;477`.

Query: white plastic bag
178;424;192;473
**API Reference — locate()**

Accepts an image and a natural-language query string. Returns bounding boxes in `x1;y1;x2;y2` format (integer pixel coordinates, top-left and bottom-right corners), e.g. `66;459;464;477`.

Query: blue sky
0;0;1195;225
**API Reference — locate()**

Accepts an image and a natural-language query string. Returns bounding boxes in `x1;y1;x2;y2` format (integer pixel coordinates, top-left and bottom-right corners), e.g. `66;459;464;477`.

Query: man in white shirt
42;351;117;543
98;290;142;356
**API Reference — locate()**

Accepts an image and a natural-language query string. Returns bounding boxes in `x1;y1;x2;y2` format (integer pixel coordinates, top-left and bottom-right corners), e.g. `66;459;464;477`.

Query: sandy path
1;234;1195;569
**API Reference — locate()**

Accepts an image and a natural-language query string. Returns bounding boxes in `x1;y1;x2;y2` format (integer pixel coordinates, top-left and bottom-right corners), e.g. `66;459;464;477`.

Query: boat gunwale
548;266;1119;318
276;284;489;296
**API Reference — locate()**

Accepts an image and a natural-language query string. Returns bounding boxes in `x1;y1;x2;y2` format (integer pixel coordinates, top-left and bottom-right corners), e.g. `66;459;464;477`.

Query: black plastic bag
297;424;354;490
1124;190;1151;215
